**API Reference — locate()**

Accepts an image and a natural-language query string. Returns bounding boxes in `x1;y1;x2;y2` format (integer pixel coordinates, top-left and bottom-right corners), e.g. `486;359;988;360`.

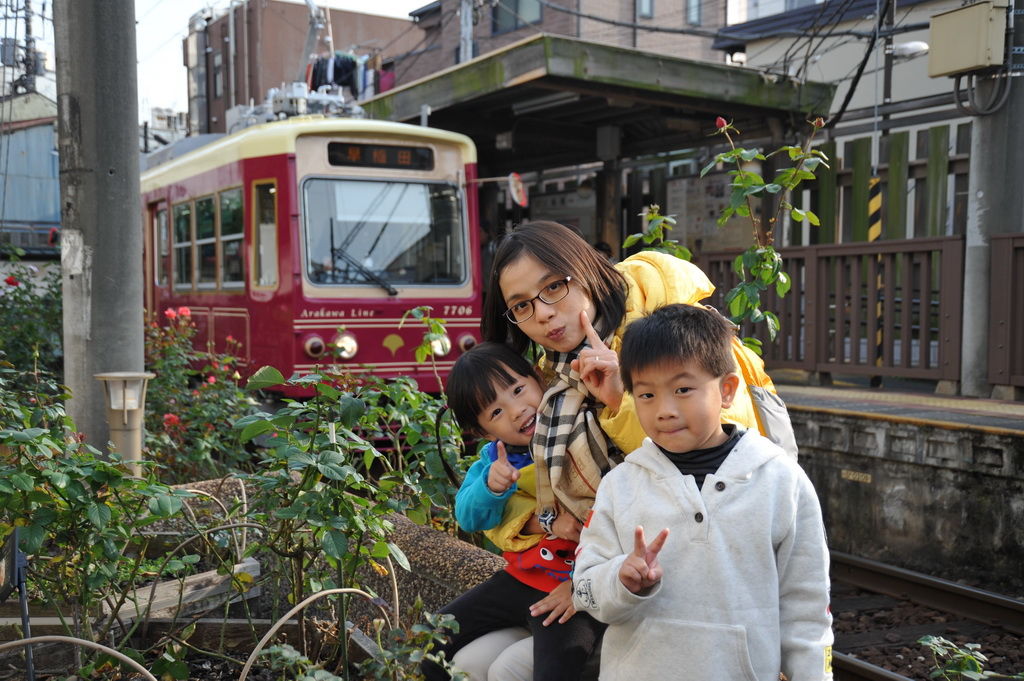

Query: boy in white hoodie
572;304;834;681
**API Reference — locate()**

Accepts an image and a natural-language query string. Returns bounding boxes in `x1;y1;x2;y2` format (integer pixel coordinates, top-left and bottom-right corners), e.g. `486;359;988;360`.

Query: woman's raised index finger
580;310;608;350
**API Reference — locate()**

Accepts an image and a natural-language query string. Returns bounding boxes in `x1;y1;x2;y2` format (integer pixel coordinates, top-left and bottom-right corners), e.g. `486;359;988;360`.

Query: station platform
771;372;1024;436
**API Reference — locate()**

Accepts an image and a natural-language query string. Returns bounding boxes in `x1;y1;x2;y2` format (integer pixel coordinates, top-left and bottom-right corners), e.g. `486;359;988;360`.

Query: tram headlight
430;334;452;357
457;334;477;353
303;334;327;358
333;331;359;360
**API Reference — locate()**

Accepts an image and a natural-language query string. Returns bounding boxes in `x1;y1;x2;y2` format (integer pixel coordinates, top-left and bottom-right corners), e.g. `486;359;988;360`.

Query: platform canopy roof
362;34;835;176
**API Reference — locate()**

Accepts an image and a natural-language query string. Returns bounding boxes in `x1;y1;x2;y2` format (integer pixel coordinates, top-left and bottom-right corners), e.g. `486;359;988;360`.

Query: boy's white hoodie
572;429;834;681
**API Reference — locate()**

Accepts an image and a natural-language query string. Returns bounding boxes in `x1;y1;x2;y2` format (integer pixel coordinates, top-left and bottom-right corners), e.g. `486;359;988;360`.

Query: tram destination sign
327;142;434;170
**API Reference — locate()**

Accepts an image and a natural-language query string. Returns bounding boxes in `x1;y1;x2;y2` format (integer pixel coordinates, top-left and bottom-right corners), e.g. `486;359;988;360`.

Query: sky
3;0;426;122
133;0;427;123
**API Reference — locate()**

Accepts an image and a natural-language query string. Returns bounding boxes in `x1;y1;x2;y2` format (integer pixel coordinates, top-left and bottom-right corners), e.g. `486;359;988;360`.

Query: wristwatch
538;507;557;535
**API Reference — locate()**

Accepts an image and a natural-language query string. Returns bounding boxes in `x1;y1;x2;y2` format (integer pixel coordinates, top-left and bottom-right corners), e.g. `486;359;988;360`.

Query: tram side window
196;196;217;287
154;207;168;287
253;182;278;288
173;203;193;290
220;188;244;287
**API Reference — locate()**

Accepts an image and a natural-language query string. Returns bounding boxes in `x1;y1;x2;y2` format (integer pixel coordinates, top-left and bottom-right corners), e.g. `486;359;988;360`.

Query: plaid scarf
532;341;623;524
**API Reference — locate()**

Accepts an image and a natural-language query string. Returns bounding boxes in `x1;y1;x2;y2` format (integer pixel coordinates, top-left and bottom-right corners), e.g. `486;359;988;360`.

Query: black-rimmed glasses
503;277;573;324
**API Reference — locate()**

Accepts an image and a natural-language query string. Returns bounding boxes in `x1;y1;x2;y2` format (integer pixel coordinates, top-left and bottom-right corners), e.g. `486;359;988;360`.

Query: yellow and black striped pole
868;177;883;384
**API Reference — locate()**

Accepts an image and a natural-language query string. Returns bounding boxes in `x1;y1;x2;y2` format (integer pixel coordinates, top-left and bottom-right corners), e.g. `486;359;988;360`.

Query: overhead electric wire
825;0;892;129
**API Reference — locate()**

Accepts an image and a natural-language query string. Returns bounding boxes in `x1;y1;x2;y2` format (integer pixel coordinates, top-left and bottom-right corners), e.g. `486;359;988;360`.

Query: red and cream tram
141;117;482;393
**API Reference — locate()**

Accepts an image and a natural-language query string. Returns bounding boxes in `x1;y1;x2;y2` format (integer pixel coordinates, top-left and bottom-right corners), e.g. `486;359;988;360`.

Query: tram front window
303;179;466;288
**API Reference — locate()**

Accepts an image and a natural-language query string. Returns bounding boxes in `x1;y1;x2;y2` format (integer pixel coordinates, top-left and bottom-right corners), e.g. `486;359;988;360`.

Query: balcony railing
700;236;965;382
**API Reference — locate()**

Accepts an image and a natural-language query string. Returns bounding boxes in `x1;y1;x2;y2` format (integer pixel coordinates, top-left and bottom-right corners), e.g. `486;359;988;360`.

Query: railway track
829;551;1024;681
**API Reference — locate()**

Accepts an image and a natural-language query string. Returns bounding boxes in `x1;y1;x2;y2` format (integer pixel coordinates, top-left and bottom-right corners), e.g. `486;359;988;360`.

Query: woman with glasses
444;220;785;681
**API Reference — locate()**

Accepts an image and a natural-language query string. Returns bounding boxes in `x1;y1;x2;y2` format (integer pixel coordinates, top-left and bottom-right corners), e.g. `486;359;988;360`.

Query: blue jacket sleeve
454;441;518;532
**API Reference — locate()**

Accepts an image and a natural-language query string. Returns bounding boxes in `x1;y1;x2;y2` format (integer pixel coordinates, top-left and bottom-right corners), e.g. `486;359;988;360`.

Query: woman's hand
552;511;583;542
571;310;624;411
529;579;577;625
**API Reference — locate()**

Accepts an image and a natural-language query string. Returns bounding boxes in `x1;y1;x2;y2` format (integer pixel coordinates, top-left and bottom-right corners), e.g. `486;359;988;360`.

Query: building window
213;51;223;98
493;0;541;34
253;182;278;289
686;0;701;25
637;0;654;19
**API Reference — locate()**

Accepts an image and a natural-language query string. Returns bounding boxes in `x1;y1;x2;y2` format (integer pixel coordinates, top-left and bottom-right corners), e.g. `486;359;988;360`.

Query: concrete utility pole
961;0;1023;398
54;1;144;448
459;0;473;63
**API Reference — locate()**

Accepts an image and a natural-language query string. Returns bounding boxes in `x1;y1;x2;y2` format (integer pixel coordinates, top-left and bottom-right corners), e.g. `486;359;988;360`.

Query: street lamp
94;371;155;476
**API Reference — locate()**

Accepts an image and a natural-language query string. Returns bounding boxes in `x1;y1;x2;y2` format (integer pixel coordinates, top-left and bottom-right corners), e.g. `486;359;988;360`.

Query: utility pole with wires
54;0;145;449
961;0;1022;398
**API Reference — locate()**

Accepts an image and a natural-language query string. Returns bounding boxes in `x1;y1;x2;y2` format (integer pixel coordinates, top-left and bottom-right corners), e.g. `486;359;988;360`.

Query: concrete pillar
961;20;1024;398
55;1;145;449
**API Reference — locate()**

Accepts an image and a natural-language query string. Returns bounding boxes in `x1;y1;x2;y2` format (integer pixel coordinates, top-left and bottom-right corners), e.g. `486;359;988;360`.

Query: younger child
572;304;833;681
423;342;604;681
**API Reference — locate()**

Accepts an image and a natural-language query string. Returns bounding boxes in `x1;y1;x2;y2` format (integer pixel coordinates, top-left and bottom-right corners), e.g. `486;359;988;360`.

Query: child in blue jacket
422;342;604;681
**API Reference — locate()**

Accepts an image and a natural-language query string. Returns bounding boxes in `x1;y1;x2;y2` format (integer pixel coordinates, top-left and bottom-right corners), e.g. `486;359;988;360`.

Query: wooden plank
850;253;863;364
901;252;914;368
940;238;965;380
814;141;837;244
849;137;872;242
884;131;909;239
107;558;260;621
919;251;933;369
925;125;950;237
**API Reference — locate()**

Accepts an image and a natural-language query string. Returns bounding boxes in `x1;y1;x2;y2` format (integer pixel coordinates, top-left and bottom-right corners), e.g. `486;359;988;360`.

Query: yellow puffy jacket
598;251;797;457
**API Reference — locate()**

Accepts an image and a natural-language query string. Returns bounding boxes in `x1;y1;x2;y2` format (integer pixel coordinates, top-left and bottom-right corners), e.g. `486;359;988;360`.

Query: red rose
207;375;216;384
715;116;728;130
163;413;181;427
4;275;19;286
164;308;177;319
177;306;191;317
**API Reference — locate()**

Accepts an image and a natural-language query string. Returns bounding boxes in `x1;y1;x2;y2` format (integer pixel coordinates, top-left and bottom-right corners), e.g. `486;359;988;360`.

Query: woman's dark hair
446;342;540;434
619;304;737;392
481;221;628;354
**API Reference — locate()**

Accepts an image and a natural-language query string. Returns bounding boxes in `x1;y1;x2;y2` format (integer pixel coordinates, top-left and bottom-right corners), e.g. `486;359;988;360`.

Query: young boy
572;304;833;681
422;342;604;681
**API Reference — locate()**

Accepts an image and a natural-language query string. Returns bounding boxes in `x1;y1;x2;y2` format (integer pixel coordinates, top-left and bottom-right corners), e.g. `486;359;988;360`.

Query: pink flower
207;375;216;384
177;306;191;318
226;335;235;343
4;275;19;286
715;116;728;130
164;308;177;319
191;389;200;397
163;413;181;427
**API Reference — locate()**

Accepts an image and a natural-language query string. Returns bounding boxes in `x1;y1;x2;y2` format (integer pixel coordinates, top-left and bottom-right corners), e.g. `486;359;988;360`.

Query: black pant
421;570;605;681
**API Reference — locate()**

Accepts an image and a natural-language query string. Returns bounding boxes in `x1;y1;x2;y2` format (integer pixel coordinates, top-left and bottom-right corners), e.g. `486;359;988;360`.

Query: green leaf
148;494;183;517
742;337;763;355
11;472;35;492
805;210;821;226
322;529;348;559
776;272;792;297
245;365;285;391
387;542;411;571
765;311;780;341
19;524;45;553
370;540;390;558
732;254;745;277
87;503;111;529
338;396;366;428
699;158;718;177
622;233;642;247
316;382;341;400
763;183;783;194
239;419;274;443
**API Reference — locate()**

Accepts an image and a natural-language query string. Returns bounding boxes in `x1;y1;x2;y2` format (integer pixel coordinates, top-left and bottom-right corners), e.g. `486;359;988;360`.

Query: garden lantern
94;371;155;476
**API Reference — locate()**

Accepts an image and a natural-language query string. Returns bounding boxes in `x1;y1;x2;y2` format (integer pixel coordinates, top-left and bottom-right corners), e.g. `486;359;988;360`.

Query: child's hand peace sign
486;441;520;494
618;525;669;594
571;310;624;411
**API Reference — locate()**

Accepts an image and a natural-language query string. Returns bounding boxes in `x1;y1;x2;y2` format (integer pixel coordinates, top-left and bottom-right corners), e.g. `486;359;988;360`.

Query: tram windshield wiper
330;243;399;296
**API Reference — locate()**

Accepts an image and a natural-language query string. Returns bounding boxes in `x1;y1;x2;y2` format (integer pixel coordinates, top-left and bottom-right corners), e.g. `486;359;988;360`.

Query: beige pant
450;628;533;681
